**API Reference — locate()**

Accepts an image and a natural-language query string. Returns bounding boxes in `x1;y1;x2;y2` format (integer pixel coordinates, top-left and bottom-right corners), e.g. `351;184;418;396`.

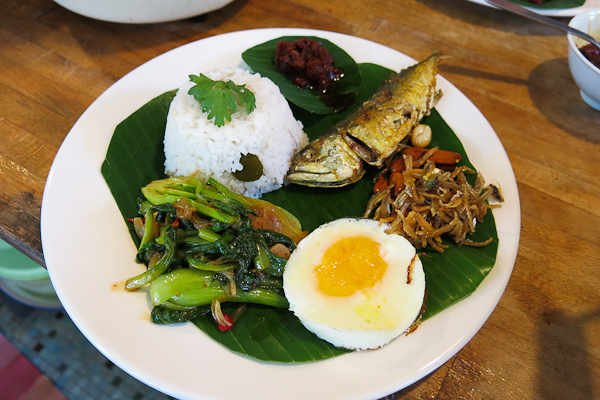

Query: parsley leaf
188;74;257;127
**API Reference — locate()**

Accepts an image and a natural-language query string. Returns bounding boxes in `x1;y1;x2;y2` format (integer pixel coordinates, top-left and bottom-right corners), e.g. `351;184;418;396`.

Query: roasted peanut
389;172;405;197
402;147;461;165
390;158;406;174
410;124;432;148
373;174;388;193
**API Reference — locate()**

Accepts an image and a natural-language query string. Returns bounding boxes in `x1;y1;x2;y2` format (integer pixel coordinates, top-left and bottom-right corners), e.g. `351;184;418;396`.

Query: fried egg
283;218;425;350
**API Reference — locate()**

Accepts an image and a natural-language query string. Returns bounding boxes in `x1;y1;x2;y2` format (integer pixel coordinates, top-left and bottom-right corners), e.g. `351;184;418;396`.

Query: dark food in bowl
275;37;342;92
579;43;600;70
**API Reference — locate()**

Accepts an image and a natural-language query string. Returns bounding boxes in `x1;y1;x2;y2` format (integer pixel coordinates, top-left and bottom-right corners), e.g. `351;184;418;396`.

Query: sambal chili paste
275;37;342;92
579;43;600;70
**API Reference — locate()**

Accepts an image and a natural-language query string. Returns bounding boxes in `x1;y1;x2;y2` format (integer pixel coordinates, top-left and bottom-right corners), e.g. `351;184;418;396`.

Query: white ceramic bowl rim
53;0;234;24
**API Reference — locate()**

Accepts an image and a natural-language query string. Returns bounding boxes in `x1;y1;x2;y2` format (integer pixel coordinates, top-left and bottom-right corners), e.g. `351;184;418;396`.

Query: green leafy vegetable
188;74;257;127
140;175;244;224
125;225;178;291
153;268;288;308
127;177;299;328
151;305;210;325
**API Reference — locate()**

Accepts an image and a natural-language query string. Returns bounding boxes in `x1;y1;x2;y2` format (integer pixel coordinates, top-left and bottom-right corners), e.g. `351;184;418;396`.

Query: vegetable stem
138;211;155;249
207;177;251;206
198;228;221;242
253;243;270;271
187;199;238;223
186;256;238;272
126;226;177;291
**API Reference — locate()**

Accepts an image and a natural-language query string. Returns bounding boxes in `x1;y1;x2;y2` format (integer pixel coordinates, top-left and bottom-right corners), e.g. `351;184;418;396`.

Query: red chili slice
218;313;234;332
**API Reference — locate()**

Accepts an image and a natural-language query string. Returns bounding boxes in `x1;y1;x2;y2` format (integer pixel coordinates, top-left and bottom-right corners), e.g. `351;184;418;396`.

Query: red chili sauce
579;43;600;70
275;37;342;92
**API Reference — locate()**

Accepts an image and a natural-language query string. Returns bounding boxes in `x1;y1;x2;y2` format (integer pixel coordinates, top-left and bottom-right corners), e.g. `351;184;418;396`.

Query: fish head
286;133;365;187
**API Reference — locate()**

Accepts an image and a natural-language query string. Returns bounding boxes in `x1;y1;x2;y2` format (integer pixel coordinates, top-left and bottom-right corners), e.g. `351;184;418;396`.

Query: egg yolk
315;236;387;297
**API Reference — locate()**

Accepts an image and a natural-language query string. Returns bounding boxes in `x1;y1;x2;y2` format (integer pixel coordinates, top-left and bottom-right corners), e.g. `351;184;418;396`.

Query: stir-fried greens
126;176;305;330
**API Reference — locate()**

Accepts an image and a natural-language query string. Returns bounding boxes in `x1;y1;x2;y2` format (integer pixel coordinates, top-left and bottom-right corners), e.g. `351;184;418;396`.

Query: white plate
466;0;600;17
41;28;521;400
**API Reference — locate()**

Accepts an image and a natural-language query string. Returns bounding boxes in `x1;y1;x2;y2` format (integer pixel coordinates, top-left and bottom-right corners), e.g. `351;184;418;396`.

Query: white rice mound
164;67;308;198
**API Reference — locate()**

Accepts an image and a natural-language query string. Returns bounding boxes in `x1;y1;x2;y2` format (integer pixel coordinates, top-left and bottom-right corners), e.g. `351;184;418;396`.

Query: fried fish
287;52;443;188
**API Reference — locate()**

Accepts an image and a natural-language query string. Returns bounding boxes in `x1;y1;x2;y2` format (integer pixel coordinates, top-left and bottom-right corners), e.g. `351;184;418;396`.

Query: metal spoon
485;0;600;49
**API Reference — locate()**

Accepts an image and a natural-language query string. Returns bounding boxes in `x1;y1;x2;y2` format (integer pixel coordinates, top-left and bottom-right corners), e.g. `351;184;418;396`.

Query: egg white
283;218;426;350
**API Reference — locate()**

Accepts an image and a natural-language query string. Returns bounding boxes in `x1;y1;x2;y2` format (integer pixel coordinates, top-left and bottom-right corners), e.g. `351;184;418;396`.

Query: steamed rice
164;67;308;198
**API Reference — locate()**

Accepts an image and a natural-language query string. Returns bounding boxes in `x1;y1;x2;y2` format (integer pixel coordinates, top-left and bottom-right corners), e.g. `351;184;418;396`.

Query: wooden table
2;0;599;398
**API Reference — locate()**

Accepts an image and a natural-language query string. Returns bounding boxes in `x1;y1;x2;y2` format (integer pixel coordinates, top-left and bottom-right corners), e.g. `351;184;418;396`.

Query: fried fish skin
286;52;443;187
286;133;365;187
340;52;442;167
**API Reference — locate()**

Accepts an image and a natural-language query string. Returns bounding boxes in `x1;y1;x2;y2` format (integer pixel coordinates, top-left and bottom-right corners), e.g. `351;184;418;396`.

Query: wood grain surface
1;0;599;398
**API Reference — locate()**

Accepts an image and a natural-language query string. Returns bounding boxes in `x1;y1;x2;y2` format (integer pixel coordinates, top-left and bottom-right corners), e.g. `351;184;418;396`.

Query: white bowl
568;8;600;111
54;0;234;24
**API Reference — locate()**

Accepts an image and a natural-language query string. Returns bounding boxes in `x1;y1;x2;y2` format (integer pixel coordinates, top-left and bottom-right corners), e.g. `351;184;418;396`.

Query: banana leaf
242;36;362;114
508;0;584;9
101;63;498;363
